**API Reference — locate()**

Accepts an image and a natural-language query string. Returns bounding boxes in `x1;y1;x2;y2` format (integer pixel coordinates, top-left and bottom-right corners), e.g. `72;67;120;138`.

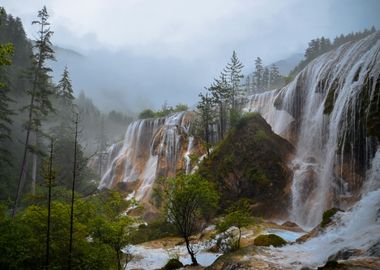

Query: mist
3;0;380;114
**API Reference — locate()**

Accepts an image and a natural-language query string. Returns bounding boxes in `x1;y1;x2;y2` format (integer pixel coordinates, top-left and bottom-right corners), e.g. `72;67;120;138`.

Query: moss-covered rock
254;234;287;247
197;113;294;216
161;258;183;270
321;208;340;228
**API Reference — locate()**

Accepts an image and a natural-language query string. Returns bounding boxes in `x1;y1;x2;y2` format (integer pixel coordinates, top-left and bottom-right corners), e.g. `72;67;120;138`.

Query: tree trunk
12;93;34;217
31;132;38;195
68;114;79;270
219;104;223;140
238;227;241;249
185;237;198;266
116;249;121;270
45;139;53;270
13;17;44;216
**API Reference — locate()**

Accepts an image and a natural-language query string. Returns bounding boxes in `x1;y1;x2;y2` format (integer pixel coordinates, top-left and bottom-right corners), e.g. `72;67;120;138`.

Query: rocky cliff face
96;111;203;204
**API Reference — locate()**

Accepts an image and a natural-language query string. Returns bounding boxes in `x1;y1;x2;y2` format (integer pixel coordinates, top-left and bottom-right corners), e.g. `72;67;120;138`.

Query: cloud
2;0;380;112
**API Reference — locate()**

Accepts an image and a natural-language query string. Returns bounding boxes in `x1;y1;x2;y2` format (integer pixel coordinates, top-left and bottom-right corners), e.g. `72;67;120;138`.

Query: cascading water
184;136;194;174
245;32;380;228
98;111;196;202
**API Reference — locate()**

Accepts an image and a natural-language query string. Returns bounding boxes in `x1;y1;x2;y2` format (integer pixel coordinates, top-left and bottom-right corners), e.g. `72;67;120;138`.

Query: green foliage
174;103;188;112
290;27;376;78
158;173;219;265
197;113;293;216
138;103;189;119
0;41;14;165
53;135;97;195
323;79;339;115
0;189;135;270
248;168;269;185
254;234;287;247
320;208;339;228
222;51;244;109
254;129;269;141
0;201;111;269
129;219;178;244
56;66;75;106
161;258;183;270
138;108;156;119
0;43;13;66
217;199;254;250
195;92;215;153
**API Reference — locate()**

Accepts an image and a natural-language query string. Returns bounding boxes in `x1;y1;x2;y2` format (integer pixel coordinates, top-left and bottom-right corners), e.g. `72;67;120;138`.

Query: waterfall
245;32;380;227
98;111;196;202
184;136;194;174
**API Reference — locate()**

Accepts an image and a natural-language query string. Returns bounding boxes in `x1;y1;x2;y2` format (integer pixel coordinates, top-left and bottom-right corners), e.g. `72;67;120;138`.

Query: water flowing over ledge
98;111;197;202
244;32;380;228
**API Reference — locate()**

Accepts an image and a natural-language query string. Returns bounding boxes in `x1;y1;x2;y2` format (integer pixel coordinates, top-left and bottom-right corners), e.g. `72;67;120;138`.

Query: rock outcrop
198;113;294;217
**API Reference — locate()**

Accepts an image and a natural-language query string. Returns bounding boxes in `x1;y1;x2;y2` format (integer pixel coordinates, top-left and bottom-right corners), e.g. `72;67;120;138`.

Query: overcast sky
2;0;380;113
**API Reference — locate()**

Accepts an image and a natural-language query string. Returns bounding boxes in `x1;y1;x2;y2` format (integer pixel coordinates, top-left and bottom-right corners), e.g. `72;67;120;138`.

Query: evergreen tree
57;66;74;106
254;57;264;92
196;92;214;155
0;24;14;166
244;75;251;94
209;75;230;140
13;6;56;215
269;64;282;89
290;27;376;78
262;67;270;91
222;51;244;110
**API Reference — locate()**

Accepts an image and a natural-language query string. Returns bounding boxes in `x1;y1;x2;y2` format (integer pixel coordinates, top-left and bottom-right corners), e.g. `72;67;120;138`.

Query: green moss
248;168;269;185
323;82;337;115
254;129;269;141
321;208;339;228
366;75;380;141
254;234;287;247
161;258;183;270
189;153;200;165
235;112;261;129
197;113;293;216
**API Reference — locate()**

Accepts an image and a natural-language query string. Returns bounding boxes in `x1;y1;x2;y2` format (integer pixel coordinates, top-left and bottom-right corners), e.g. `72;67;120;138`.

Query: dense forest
0;7;137;269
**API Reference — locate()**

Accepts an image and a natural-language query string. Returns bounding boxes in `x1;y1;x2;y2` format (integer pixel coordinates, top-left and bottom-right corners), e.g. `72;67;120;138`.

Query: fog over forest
3;0;380;113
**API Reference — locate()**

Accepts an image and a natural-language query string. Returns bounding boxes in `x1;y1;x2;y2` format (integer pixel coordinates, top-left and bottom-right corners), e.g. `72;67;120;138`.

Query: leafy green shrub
217;199;254;250
129;219;178;244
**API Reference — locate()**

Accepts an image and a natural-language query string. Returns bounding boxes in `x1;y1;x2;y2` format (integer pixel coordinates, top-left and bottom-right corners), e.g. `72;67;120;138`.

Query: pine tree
196;92;214;155
209;75;230;140
254;57;264;92
57;66;74;105
262;67;270;91
222;51;244;110
244;75;251;94
13;6;56;216
0;25;14;166
269;64;281;89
